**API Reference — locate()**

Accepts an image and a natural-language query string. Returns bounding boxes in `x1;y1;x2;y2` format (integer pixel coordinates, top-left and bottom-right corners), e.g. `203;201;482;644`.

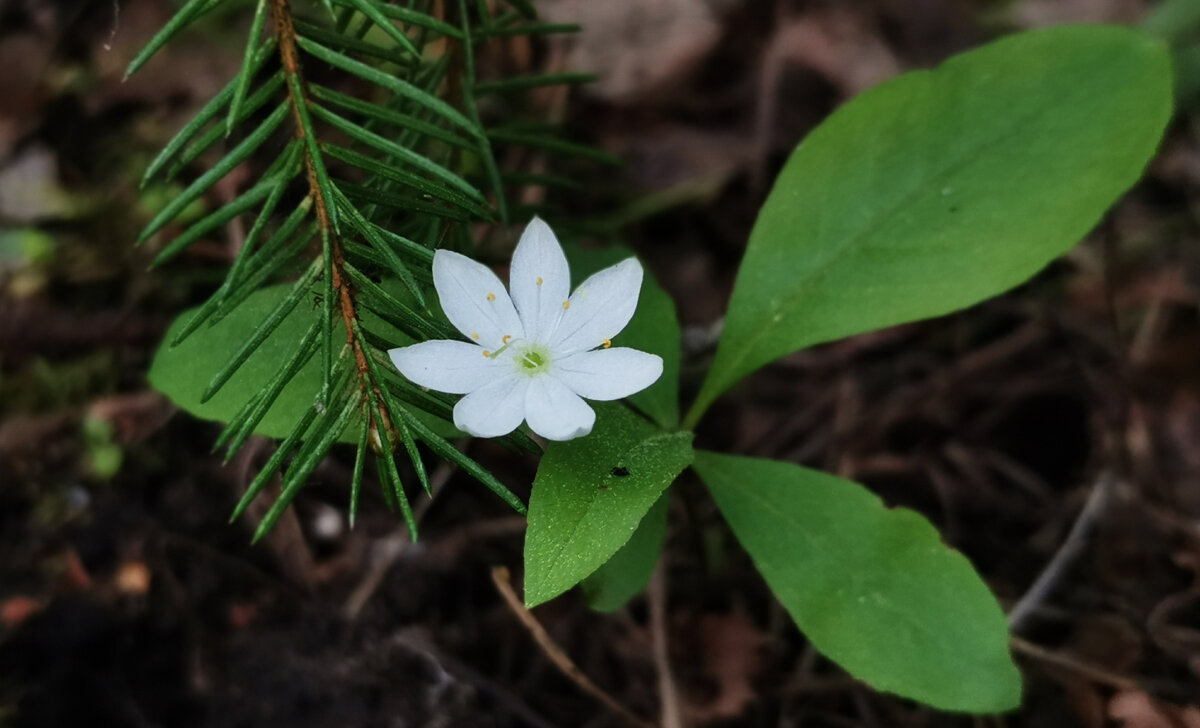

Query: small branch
649;566;685;728
342;461;456;619
1008;471;1115;632
1010;636;1138;691
490;566;658;728
269;0;373;385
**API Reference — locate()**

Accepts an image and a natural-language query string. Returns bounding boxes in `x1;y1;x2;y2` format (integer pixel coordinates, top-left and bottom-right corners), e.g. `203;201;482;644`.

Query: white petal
509;217;571;343
433;249;524;349
452;375;529;438
549;257;643;355
554;348;663;401
525;376;596;441
388;340;502;394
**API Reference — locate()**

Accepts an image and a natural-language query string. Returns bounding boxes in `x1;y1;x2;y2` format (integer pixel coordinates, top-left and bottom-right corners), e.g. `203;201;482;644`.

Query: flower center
511;342;551;376
520;350;545;369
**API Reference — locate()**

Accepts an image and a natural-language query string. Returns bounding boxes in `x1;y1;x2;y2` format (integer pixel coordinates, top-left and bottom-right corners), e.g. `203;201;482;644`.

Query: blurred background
3;0;1200;725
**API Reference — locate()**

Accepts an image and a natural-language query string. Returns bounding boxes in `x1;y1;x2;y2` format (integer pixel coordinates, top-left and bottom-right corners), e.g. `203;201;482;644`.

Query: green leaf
339;0;420;57
294;19;416;68
474;72;596;96
140;40;277;187
329;0;464;38
488;128;622;166
523;404;693;607
150;282;334;441
310;85;472;149
124;0;225;78
226;0;270;136
502;0;537;20
310;105;486;204
564;244;681;430
138;102;290;244
168;72;286;180
474;22;580;38
254;386;361;542
693;451;1021;713
688;26;1173;426
297;37;481;140
580;492;668;612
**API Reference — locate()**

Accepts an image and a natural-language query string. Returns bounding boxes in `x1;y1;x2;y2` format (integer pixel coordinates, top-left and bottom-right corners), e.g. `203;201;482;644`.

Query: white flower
388;217;664;441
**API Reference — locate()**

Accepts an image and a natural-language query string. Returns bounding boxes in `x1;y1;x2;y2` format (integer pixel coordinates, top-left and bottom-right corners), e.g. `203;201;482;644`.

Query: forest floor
3;0;1200;726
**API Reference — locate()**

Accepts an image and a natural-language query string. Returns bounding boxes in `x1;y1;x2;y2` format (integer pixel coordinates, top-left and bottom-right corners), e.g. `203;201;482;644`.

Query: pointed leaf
690;26;1172;422
140;40;277;187
694;451;1021;712
310;84;473;149
487;128;622;165
524;404;692;607
125;0;225;78
310;104;485;203
138;102;290;244
580;493;668;612
226;0;270;136
297;36;481;139
150;282;341;441
474;72;595;96
330;0;463;38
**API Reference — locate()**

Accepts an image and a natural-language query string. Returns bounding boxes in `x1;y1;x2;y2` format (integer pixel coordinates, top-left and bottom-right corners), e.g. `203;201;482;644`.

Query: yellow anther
471;331;480;340
482;350;491;358
603;338;611;349
536;277;543;285
486;292;496;301
502;335;511;344
562;300;570;310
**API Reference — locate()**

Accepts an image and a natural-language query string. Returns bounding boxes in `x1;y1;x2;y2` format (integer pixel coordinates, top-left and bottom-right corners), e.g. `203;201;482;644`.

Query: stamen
603;339;611;349
471;332;480;340
562;300;570;310
536;277;543;286
486;293;496;301
502;335;511;344
482;350;491;358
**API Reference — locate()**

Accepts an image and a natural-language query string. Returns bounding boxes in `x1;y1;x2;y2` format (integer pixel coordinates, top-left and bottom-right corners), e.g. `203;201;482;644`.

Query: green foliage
524;404;692;607
694;451;1021;712
137;5;1176;715
687;25;1172;424
136;0;593;527
580;493;668;612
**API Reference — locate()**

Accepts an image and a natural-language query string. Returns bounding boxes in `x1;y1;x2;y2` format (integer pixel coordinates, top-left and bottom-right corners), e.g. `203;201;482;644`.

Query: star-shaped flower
388;218;663;441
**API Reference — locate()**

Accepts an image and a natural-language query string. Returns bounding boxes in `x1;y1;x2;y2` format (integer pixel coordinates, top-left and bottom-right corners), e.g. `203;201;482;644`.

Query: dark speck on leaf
610;466;630;477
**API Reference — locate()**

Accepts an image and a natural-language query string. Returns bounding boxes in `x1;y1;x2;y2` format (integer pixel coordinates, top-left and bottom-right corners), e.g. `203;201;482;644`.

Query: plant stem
268;0;370;386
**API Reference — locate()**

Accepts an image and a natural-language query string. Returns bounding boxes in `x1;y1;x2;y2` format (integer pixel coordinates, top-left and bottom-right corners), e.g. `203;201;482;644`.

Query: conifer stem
269;0;370;386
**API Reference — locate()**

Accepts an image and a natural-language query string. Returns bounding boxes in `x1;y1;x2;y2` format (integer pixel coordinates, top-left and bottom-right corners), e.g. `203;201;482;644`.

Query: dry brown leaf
1109;690;1200;728
681;612;766;722
540;0;729;104
1;596;46;627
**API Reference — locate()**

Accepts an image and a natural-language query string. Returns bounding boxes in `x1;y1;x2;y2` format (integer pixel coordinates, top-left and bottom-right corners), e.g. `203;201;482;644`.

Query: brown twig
342;460;457;620
268;0;374;388
490;566;658;728
1007;471;1115;632
649;566;685;728
1010;636;1139;691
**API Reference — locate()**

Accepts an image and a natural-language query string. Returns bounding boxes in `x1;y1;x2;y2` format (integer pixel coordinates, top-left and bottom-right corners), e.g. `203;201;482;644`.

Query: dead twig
342;460;456;620
649;565;684;728
1008;471;1115;632
490;566;657;728
1010;636;1138;691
